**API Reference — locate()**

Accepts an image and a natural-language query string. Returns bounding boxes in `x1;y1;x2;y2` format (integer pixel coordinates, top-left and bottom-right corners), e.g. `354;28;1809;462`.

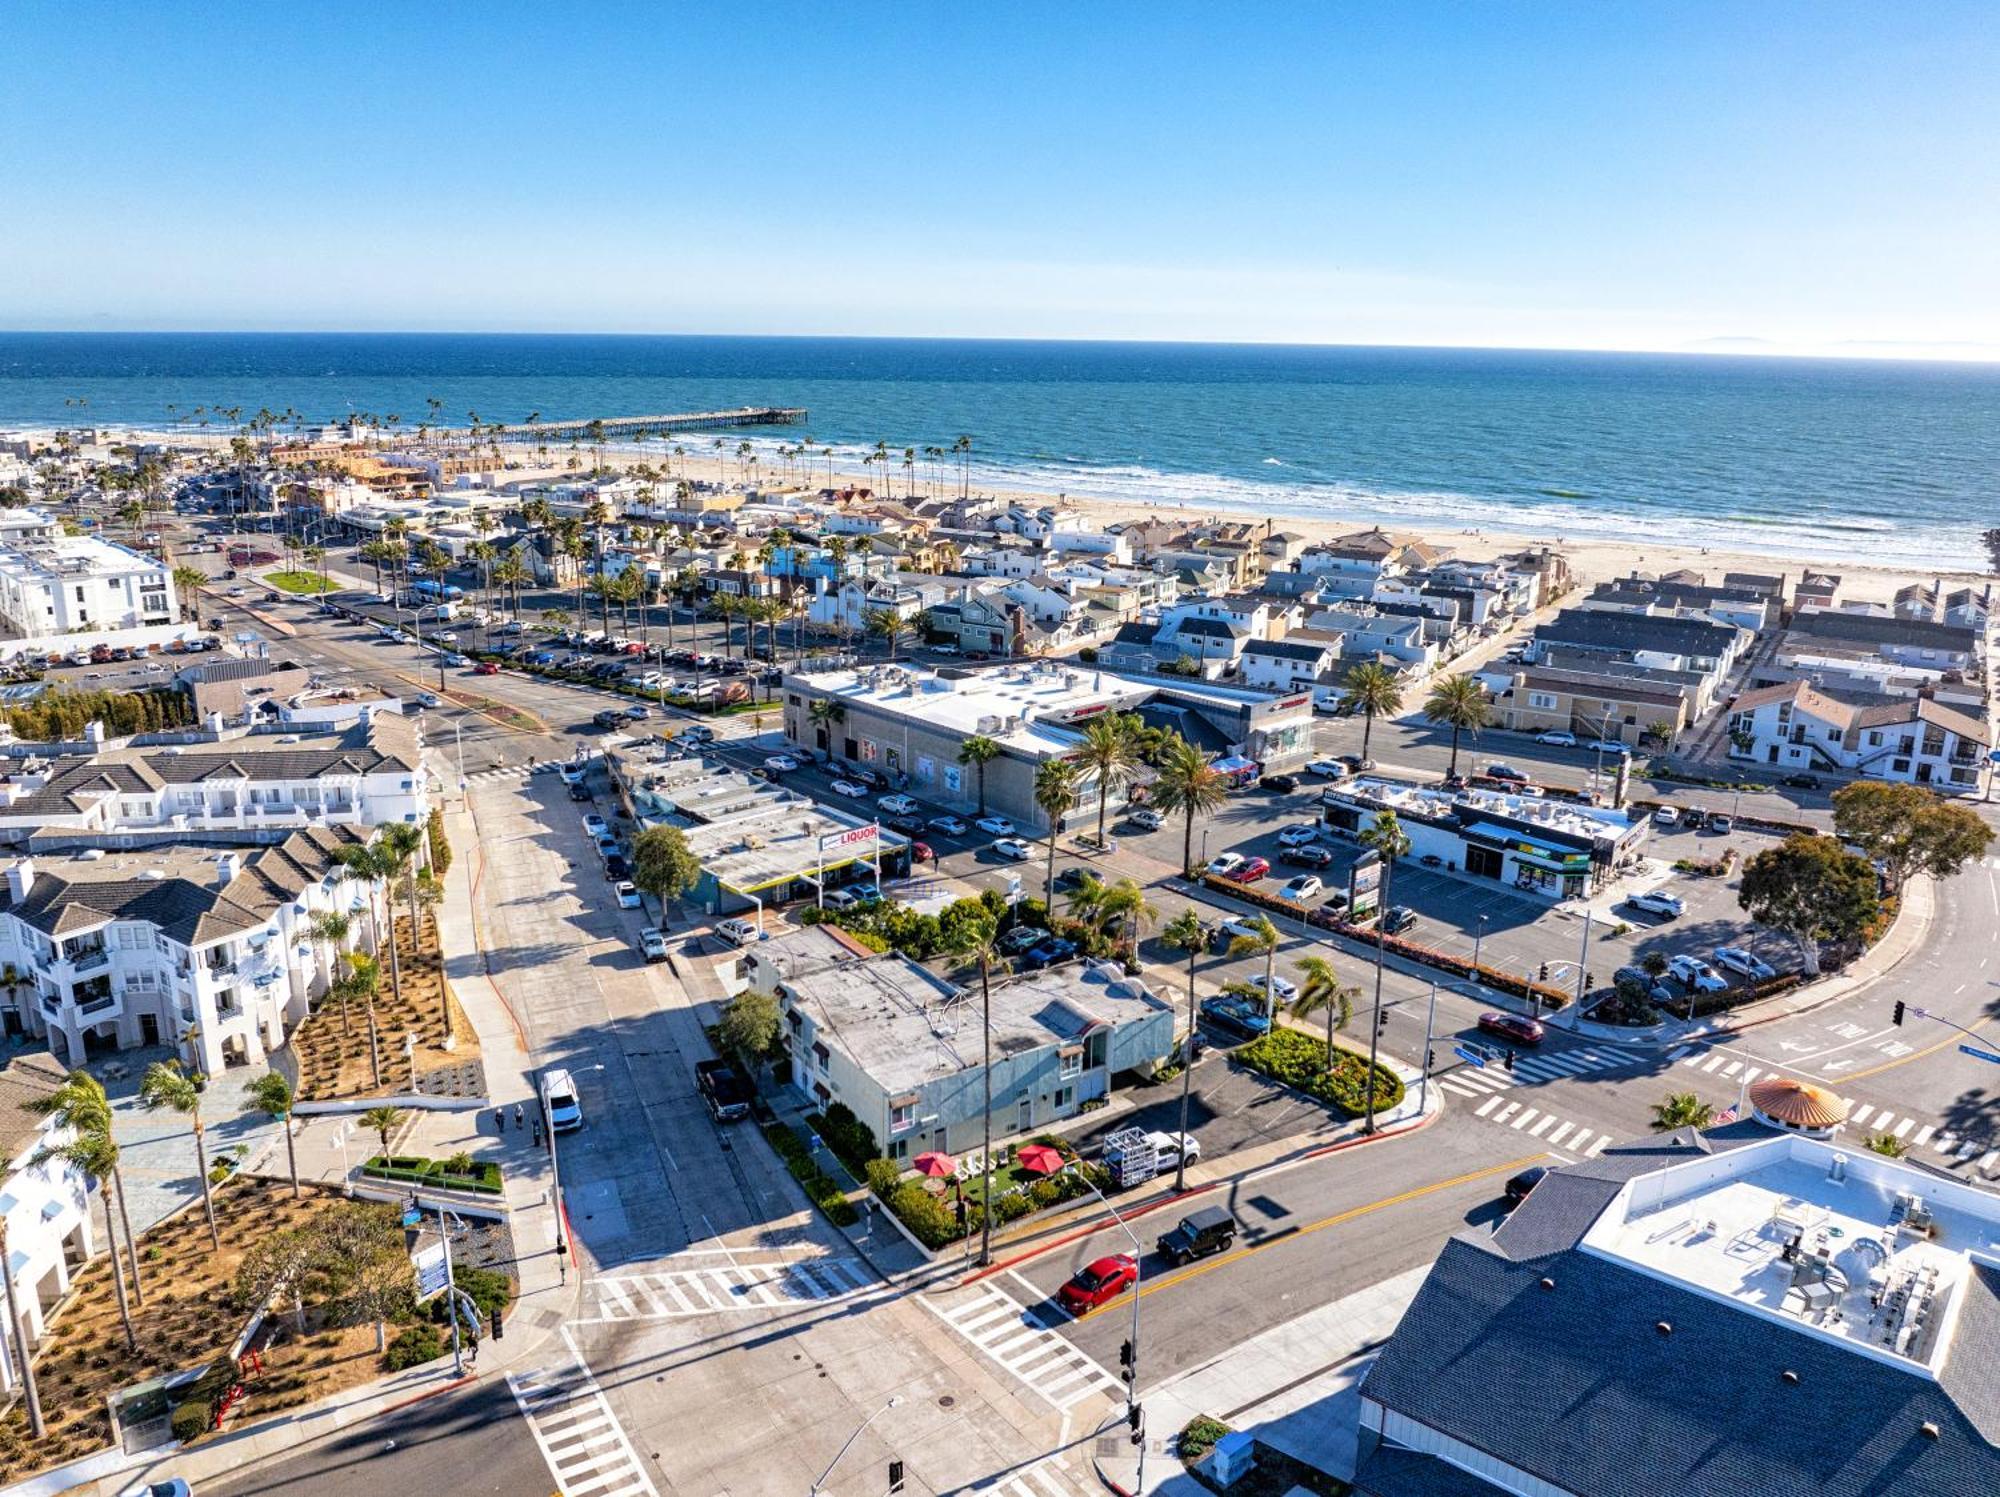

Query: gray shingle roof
1353;1445;1504;1497
1791;610;1978;654
1242;638;1333;662
1536;608;1741;657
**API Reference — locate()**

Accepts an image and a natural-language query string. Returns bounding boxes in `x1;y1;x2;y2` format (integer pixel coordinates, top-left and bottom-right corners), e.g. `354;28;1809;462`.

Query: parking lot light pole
1472;915;1488;976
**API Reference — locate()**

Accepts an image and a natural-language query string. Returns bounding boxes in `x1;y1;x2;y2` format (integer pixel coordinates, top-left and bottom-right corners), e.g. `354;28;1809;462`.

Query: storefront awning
1463;821;1592;872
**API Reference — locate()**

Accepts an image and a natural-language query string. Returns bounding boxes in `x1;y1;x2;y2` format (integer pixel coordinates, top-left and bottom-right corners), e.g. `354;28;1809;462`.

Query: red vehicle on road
472;661;500;675
1059;1254;1138;1314
1477;1011;1546;1047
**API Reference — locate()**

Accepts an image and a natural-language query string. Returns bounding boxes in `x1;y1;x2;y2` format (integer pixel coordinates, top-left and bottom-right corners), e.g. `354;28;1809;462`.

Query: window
1527;692;1558;711
889;1102;915;1134
812;1042;830;1069
1053;1086;1074;1109
1892;759;1911;774
1058;1050;1082;1080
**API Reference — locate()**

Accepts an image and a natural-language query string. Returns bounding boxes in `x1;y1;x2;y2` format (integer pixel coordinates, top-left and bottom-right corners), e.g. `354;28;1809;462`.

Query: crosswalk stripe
1529;1114;1558;1137
1895;1118;1917;1139
1475;1095;1502;1118
922;1286;1120;1411
1492;1102;1520;1124
1914;1125;1936;1146
1586;1134;1613;1156
1681;1054;1706;1070
1739;1067;1761;1084
1510;1108;1540;1130
1701;1054;1727;1073
1720;1061;1742;1078
1665;1046;1691;1062
1850;1105;1874;1126
1547;1122;1575;1147
1980;1151;1998;1172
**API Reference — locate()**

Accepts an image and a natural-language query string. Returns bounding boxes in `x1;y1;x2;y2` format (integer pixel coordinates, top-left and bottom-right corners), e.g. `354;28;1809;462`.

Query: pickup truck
695;1058;754;1122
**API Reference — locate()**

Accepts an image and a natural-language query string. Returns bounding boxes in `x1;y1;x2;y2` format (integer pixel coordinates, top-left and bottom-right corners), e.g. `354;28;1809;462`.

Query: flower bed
361;1154;503;1194
761;1121;860;1227
1233;1026;1404;1118
1199;874;1572;1009
868;1136;1110;1250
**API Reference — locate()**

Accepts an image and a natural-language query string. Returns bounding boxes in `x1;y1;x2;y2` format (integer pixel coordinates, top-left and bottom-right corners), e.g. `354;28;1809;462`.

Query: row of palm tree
1336;661;1495;779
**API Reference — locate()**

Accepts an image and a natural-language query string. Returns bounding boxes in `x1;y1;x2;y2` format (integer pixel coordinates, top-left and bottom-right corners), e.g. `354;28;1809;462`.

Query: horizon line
2;327;1998;368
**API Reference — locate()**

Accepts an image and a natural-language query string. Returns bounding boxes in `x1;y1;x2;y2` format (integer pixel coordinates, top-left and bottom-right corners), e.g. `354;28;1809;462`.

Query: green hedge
761;1122;860;1227
362;1154;503;1195
171;1399;211;1444
383;1321;446;1371
1200;873;1572;1009
806;1103;879;1175
1234;1026;1404;1119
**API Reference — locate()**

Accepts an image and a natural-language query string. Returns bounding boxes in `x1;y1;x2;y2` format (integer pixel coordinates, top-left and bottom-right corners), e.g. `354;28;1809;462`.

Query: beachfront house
1727;681;1990;794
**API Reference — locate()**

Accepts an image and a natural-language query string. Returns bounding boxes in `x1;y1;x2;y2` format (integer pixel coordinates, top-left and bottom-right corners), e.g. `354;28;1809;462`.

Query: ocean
2;332;1994;571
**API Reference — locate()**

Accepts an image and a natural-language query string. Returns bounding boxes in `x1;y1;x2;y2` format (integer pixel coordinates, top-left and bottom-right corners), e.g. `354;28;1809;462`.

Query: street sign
1454;1045;1487;1069
1958;1043;2000;1066
400;1207;422;1229
413;1242;450;1300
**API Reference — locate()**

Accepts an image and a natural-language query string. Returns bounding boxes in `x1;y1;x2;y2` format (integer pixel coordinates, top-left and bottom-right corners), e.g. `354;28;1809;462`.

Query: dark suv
1156;1205;1236;1265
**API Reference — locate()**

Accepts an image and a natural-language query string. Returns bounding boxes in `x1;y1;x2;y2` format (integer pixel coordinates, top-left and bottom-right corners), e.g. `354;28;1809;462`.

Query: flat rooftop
1332;776;1639;847
612;749;795;824
678;799;905;895
1583;1135;2000;1375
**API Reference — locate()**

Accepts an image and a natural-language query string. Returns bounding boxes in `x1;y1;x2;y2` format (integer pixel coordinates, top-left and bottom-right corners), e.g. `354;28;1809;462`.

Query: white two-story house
1728;680;1991;794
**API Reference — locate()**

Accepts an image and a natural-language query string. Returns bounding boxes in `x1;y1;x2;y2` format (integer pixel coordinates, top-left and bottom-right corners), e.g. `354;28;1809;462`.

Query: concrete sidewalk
1094;1264;1432;1494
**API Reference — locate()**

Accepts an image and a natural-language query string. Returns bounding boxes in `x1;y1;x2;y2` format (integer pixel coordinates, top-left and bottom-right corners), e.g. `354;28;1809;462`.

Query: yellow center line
1126;1152;1547;1304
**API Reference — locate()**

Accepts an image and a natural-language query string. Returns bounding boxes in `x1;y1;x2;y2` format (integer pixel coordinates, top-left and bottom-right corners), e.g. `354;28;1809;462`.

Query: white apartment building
0;828;374;1074
0;1053;95;1401
0;711;430;838
0;529;176;636
1727;680;1991;794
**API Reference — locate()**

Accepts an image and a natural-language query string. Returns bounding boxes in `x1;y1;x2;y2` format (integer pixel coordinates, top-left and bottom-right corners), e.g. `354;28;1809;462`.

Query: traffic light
1120;1339;1135;1369
1426;1047;1436;1074
1128;1402;1145;1443
1538;962;1549;982
1893;1000;1906;1026
491;1307;504;1341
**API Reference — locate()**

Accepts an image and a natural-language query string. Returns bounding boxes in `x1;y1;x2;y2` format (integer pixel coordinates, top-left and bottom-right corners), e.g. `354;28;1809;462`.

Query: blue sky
4;2;1996;355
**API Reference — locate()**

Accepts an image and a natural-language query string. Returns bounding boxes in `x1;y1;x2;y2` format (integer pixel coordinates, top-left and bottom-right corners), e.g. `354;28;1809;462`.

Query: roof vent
1780;1370;1800;1385
1655;1321;1673;1336
1921;1422;1940;1441
1538;1277;1555;1291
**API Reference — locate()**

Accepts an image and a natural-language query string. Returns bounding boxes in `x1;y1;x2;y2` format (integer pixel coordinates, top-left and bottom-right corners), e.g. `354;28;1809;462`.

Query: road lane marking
1475;1095;1502;1117
1510;1108;1539;1130
1895;1118;1917;1139
1529;1115;1558;1137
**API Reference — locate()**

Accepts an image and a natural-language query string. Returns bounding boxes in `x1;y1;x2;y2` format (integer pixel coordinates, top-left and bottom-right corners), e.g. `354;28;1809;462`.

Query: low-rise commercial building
1319;778;1647;900
756;937;1176;1156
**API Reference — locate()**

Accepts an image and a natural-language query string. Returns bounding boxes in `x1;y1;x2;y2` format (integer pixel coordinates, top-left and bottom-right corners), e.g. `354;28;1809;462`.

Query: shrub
812;1103;879;1172
886;1180;959;1250
383;1322;446;1371
760;1122;860;1227
1179;1415;1232;1463
1235;1026;1403;1118
865;1157;904;1198
170;1399;212;1445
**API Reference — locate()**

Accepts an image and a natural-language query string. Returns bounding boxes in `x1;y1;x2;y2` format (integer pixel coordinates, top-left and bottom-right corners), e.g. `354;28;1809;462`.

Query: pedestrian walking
513;1102;525;1130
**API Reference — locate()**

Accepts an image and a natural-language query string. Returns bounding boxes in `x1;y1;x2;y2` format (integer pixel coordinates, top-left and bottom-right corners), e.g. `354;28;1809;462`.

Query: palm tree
957;735;1003;815
1062;871;1107;929
1149;733;1229;877
307;911;352;1028
1293;955;1358;1070
1077;717;1139;850
171;564;205;621
361;1104;405;1156
942;908;1003;1266
865;606;907;660
1228;916;1283;1020
0;1212;44;1435
32;1125;136;1352
1357;810;1411;1133
1651;1092;1715;1132
1423;673;1492;780
1341;662;1404;766
1096;877;1157;959
247;1072;302;1198
138;1060;219;1249
1033;759;1080;905
1161;909;1207;1191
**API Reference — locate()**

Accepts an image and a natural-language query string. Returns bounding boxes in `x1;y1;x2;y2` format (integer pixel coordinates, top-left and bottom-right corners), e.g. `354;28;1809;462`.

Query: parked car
878;794;920;816
1226;856;1271;882
998;925;1050;956
975;815;1015;836
1280;845;1335;869
764;754;801;772
1216;914;1270;942
1280;874;1324;902
1626;890;1686;919
1653;806;1680;827
582;813;609;837
623;704;650;721
716;917;763;947
695;1058;754;1123
1247;971;1298;1003
1483;762;1528;783
472;661;500;675
1277;824;1322;847
1781;772;1820;789
886;813;927;835
603;853;631;882
679;725;717;744
1668;954;1728;992
1305;758;1350;777
592;708;626;729
1381;905;1418;935
1053;867;1096;893
1125;806;1165;830
1200;993;1270;1037
823;888;882;911
614;880;642;909
639;927;670;963
1059;1254;1138;1314
1535;731;1579;748
1260;773;1300;794
542;1069;584;1132
848;765;890;790
1477;1011;1546;1046
1504;1166;1550;1208
1021;936;1079;970
1587;739;1631;756
1156;1205;1236;1265
1206;851;1247;878
828;778;869;799
929;814;970;836
1712;946;1777;980
567;781;592;802
1707;814;1735;834
992;837;1034;860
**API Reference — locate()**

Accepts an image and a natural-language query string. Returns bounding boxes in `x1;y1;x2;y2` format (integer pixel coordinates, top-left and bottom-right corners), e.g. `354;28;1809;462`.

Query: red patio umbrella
1015;1143;1067;1176
912;1151;957;1179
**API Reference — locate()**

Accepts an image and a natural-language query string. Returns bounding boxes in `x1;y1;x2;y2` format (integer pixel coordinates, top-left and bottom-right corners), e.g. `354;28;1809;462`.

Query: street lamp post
1471;914;1488;975
1175;924;1204;1194
542;1063;607;1287
809;1394;902;1497
1363;854;1396;1135
1418;978;1440;1117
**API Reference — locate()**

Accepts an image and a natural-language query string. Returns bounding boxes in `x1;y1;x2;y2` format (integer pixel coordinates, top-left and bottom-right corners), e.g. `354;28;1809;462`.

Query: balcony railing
77;994;117;1017
66;948;110;975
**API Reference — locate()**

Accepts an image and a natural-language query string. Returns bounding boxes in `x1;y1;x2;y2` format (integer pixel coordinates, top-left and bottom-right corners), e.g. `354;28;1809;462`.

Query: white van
542;1068;584;1132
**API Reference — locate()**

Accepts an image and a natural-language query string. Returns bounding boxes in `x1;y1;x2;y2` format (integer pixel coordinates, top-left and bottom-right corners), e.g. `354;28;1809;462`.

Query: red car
911;841;934;863
1226;856;1271;883
1478;1011;1546;1047
472;661;501;675
1059;1254;1138;1314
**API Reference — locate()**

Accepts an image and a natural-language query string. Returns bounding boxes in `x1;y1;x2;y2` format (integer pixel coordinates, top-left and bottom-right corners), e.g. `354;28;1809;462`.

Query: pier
499;407;807;442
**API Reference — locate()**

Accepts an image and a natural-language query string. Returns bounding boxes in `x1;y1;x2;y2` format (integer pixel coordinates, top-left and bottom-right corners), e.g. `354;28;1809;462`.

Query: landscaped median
361;1152;503;1195
1235;1026;1404;1117
1197;873;1574;1010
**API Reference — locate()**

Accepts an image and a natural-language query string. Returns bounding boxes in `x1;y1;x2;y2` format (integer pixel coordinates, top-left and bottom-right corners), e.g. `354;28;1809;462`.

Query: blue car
1021;937;1079;970
1200;994;1271;1038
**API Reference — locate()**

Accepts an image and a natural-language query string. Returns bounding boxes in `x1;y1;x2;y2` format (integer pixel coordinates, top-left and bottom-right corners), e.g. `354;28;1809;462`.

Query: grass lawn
290;913;479;1100
263;569;335;595
0;1180;392;1486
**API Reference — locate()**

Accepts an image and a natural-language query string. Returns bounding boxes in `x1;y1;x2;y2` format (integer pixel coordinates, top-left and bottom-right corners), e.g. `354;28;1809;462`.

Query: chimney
84;719;105;745
6;860;32;902
206;711;224;736
215;852;241;889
